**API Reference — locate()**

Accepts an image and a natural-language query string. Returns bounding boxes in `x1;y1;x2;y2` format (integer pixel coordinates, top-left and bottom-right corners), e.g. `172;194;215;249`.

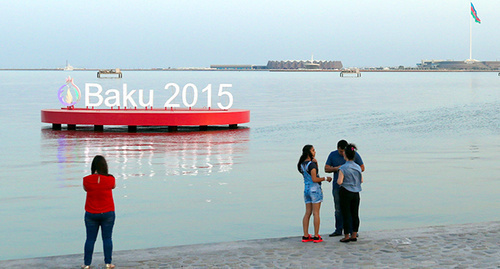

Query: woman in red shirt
83;155;116;269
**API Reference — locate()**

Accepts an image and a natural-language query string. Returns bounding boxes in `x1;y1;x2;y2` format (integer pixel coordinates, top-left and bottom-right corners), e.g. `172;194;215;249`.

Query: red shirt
83;174;115;214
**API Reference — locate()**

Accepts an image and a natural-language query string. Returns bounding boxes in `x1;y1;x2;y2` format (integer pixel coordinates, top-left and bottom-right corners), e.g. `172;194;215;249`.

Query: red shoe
313;235;323;243
302;234;313;242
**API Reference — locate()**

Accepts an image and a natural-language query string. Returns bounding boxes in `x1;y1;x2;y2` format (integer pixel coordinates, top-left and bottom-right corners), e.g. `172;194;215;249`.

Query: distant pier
340;69;361;77
97;68;122;78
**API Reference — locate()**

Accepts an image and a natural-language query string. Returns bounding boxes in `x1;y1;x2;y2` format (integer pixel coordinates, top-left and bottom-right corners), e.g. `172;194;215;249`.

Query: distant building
267;60;342;70
418;60;500;70
210;60;343;70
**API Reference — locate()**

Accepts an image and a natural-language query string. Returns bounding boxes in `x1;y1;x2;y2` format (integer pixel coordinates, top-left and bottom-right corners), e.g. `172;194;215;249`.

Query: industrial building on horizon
418;59;500;70
267;60;342;70
211;60;343;70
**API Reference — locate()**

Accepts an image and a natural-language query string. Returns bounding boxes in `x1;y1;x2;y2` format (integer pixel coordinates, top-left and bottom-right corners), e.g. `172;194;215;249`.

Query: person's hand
326;177;332;182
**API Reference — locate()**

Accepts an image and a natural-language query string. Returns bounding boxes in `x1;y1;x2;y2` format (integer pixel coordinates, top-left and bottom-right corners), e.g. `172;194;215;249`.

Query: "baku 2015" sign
58;76;234;109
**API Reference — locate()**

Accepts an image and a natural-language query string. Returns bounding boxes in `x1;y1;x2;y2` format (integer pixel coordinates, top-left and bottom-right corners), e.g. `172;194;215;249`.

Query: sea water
0;71;498;260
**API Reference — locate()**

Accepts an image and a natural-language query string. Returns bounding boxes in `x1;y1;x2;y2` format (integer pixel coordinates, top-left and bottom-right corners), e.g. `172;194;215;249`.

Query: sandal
340;238;350;243
105;264;116;268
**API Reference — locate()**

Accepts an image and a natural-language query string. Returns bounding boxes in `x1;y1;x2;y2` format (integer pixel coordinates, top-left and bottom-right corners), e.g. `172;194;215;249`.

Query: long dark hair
91;155;109;175
345;143;357;161
297;145;314;173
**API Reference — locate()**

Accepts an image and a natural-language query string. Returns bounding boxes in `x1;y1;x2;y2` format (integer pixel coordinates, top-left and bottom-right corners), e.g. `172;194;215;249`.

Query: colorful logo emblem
58;76;81;106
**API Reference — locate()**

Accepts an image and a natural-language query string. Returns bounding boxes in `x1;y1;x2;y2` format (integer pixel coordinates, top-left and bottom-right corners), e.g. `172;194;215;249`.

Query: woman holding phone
82;155;116;269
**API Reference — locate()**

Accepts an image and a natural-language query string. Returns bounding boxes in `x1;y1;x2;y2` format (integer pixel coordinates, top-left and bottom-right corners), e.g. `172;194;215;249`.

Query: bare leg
312;202;321;237
303;203;313;237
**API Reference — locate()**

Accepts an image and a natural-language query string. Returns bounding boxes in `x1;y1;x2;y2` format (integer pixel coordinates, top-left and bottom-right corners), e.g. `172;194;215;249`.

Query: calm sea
0;71;498;260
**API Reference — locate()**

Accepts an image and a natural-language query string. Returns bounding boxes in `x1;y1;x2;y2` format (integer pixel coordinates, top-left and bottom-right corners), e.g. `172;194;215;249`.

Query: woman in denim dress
297;145;332;243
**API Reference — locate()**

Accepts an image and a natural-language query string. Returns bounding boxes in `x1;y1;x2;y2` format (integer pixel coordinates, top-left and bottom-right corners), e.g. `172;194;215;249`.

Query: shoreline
0;68;499;72
1;221;498;268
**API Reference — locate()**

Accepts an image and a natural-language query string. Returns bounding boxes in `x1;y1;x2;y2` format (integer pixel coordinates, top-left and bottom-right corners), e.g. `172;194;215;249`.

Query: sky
1;0;499;69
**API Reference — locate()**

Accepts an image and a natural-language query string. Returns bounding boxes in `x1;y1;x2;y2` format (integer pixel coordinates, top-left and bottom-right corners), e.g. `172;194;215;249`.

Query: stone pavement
1;221;499;268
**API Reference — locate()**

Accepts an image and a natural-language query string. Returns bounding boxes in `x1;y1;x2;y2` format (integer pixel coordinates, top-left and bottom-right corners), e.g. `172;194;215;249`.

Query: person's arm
355;153;365;172
324;153;335;173
337;170;344;185
325;164;341;173
361;174;364;183
311;168;331;183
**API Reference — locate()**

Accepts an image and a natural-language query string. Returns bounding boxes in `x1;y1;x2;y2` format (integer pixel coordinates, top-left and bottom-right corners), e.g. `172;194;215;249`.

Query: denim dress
301;161;323;203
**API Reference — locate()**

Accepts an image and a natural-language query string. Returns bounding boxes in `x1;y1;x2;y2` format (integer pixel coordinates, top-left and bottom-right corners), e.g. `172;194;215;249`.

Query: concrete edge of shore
1;221;499;268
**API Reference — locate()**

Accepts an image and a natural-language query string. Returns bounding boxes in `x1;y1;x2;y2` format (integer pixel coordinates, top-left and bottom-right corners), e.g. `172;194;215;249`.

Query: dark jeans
339;187;360;236
332;184;343;234
84;211;115;266
333;184;353;234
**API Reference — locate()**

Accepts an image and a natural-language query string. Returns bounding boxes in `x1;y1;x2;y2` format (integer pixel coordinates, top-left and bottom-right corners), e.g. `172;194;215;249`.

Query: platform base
41;108;250;132
128;126;137;132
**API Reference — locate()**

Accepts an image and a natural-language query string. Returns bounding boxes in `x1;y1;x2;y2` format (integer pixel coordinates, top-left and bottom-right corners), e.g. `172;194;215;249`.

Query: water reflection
41;128;250;182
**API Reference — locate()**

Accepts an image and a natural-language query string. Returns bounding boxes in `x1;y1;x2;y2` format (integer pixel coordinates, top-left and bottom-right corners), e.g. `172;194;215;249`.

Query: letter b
85;83;104;107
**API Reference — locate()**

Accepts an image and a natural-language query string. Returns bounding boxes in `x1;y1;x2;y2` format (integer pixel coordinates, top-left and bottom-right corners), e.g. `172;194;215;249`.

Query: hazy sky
1;0;498;68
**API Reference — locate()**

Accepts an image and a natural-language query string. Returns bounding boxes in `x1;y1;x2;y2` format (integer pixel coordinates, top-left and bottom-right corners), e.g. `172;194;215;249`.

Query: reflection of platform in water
41;107;250;132
41;127;250;179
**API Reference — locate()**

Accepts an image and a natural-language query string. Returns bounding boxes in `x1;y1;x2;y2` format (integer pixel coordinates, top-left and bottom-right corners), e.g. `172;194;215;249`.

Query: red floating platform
41;107;250;130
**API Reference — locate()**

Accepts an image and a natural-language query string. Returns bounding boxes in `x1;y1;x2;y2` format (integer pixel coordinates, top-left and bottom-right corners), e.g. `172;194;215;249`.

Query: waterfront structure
97;68;123;78
340;68;361;77
303;55;320;69
267;60;342;70
211;61;342;70
418;60;500;70
210;65;254;70
64;60;74;71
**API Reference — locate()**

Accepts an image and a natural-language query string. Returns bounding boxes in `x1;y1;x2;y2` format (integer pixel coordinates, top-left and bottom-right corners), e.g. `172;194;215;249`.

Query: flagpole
469;4;472;61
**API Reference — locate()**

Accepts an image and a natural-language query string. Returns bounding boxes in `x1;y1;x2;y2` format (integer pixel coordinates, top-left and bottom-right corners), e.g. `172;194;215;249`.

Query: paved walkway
1;221;499;268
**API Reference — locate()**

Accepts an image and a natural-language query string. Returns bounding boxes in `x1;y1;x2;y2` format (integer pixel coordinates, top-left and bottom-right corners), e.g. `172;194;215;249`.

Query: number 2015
164;83;233;109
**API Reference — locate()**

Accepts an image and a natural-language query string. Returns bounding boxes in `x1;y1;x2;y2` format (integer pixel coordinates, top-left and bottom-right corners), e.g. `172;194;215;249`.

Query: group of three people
298;140;364;243
81;140;363;267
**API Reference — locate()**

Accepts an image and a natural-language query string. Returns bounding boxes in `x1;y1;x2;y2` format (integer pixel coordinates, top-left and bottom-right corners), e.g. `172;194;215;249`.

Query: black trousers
339;187;360;235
